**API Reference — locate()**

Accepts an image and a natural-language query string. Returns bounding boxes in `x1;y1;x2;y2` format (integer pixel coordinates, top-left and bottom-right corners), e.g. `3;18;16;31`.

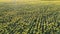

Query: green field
0;2;60;34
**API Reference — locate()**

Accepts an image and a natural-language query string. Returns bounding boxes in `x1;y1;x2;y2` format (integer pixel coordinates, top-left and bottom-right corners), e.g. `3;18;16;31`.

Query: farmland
0;2;60;34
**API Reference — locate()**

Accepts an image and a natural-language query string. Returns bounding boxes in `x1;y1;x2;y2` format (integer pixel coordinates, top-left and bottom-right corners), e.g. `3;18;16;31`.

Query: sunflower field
0;3;60;34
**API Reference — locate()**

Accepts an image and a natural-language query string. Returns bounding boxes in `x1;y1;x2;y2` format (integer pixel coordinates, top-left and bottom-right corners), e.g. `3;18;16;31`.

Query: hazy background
0;0;60;2
0;0;60;4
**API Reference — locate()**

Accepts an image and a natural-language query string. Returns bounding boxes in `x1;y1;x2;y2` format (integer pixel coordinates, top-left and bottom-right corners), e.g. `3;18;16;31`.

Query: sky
0;0;60;2
0;0;40;2
0;0;60;3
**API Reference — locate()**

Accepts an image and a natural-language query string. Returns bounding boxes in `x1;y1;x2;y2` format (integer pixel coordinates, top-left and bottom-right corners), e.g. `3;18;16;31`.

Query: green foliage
0;3;60;34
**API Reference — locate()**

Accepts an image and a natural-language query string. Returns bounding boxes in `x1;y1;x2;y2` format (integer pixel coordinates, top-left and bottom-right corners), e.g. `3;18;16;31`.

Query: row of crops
0;3;60;34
